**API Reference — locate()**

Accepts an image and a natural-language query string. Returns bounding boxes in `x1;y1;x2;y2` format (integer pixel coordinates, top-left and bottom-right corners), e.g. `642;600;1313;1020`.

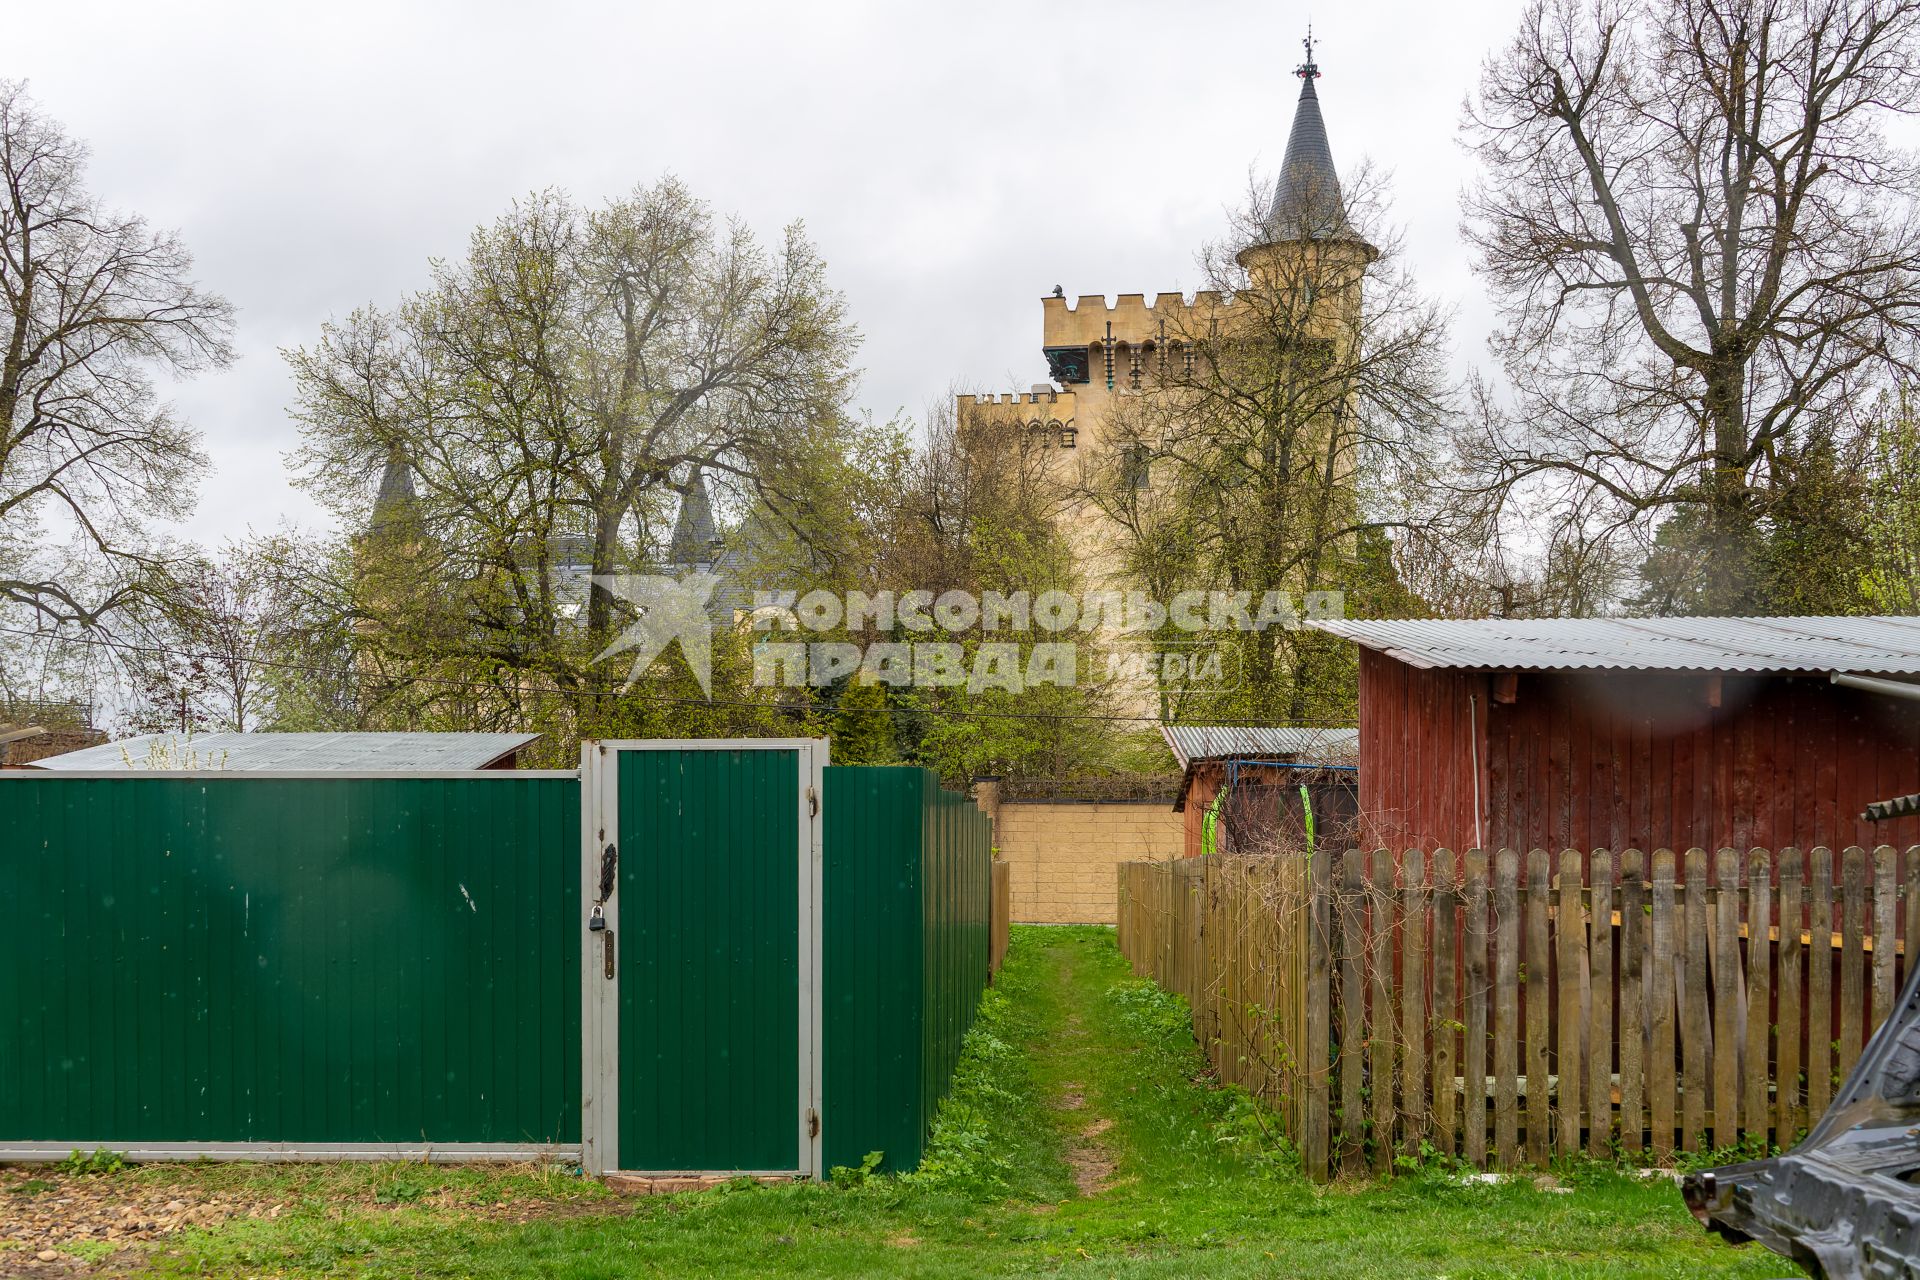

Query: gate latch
597;843;617;904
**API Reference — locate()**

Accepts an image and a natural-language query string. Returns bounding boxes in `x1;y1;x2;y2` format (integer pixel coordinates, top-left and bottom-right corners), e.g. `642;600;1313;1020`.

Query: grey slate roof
1263;71;1355;244
1161;723;1359;767
29;731;540;772
1308;616;1920;674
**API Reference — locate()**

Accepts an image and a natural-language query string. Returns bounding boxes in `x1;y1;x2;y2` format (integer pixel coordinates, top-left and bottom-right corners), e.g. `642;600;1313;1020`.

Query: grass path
8;927;1800;1278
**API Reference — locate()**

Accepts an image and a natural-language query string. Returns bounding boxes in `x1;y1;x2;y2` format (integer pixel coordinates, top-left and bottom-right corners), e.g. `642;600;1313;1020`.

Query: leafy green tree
283;180;869;759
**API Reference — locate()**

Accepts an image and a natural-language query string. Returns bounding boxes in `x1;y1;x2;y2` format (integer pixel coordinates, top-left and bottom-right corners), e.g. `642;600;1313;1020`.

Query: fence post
1617;850;1645;1157
1524;849;1551;1166
1557;849;1585;1157
1776;849;1804;1144
1401;848;1428;1158
1493;849;1519;1168
1808;847;1834;1124
1432;853;1458;1160
1369;847;1396;1174
1841;847;1867;1079
1873;846;1898;1033
1464;850;1491;1170
1587;848;1614;1158
1305;845;1332;1181
1744;849;1772;1149
1649;850;1676;1160
1683;849;1709;1152
1340;848;1367;1176
1712;847;1742;1150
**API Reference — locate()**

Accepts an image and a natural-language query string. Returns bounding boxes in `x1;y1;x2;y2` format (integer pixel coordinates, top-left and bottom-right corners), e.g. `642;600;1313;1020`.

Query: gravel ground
0;1164;610;1276
0;1167;291;1275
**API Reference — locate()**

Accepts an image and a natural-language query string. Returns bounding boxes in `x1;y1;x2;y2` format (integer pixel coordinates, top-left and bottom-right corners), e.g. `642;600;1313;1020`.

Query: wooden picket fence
1116;846;1920;1181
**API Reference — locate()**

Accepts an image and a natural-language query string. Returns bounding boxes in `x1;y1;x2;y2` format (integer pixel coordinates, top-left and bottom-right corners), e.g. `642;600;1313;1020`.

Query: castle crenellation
955;389;1075;409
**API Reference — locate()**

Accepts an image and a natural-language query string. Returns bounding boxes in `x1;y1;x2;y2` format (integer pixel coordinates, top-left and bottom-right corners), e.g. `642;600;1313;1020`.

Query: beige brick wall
995;801;1184;925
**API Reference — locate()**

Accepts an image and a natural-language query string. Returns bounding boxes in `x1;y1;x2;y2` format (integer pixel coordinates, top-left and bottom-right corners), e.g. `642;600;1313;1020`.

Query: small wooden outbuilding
1162;724;1360;858
1310;617;1920;856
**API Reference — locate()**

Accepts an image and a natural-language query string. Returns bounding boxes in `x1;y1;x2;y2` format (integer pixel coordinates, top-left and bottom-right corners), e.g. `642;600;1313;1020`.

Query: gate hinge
806;1108;819;1139
806;787;818;818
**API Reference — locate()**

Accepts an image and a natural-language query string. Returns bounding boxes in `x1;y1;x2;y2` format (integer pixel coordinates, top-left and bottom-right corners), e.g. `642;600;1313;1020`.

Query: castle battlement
955;388;1078;411
1040;290;1235;349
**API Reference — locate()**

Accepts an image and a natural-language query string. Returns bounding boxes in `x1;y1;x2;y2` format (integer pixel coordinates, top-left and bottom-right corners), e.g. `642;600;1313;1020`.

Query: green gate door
581;740;825;1177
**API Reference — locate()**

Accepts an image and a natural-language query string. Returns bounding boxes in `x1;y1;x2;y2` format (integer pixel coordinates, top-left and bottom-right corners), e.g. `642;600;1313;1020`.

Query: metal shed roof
27;731;540;772
1161;724;1359;767
1308;616;1920;674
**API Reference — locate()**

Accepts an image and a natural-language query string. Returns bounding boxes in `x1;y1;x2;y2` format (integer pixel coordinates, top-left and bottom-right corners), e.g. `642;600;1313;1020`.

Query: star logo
591;573;719;695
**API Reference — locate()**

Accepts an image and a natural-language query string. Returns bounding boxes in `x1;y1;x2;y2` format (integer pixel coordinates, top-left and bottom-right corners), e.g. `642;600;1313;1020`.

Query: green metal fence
0;758;990;1170
822;767;993;1173
0;774;580;1151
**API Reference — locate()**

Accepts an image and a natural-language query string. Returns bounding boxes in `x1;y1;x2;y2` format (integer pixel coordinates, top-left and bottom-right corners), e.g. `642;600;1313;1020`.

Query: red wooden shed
1310;617;1920;857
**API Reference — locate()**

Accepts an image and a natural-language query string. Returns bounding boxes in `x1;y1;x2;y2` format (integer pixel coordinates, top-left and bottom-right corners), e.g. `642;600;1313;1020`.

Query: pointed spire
368;444;419;538
667;468;719;567
1262;30;1357;245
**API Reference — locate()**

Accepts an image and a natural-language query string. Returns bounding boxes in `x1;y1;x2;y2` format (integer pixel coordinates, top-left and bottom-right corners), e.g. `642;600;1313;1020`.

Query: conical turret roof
667;468;719;567
368;445;419;537
1262;45;1359;245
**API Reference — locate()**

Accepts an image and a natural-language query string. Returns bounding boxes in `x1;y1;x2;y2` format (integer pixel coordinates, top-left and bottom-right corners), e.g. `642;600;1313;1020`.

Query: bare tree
116;542;286;733
1462;0;1920;611
0;81;234;625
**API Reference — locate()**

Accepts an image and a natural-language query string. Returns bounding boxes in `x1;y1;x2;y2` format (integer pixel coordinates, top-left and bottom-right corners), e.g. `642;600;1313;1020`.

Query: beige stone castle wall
995;800;1184;925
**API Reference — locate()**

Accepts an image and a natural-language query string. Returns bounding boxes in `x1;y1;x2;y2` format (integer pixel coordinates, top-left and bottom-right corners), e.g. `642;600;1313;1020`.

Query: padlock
588;905;606;932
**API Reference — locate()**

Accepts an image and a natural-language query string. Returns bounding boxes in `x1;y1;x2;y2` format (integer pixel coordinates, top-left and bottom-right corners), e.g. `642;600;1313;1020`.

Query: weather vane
1297;26;1321;80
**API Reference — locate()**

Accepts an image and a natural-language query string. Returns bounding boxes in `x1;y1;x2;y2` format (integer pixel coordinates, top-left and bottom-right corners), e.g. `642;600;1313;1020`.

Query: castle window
1058;425;1077;449
1122;444;1152;490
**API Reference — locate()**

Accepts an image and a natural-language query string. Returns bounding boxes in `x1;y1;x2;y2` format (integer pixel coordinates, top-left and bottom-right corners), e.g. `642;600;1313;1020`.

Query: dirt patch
1055;1085;1086;1111
0;1171;289;1275
886;1234;921;1248
0;1167;612;1275
1064;1132;1115;1197
1060;1112;1117;1197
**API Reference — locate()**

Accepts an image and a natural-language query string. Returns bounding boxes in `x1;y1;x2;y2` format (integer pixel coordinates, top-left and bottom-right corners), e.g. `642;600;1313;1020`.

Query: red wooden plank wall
1357;652;1920;858
1355;648;1488;854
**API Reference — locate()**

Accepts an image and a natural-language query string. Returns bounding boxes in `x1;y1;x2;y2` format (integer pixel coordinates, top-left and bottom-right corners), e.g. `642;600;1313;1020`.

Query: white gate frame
579;738;827;1178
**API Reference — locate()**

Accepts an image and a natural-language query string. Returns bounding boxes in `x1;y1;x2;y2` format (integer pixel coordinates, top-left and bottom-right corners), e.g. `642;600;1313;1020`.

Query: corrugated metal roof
29;732;540;772
1161;724;1359;767
1308;616;1920;674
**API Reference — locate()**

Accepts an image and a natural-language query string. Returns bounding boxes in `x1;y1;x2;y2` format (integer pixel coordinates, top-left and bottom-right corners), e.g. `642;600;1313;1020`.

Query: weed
54;1148;125;1176
828;1151;884;1187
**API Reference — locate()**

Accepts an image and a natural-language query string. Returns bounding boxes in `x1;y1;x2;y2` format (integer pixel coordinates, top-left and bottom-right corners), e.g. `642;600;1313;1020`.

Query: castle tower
953;39;1373;722
1237;37;1376;342
955;36;1371;534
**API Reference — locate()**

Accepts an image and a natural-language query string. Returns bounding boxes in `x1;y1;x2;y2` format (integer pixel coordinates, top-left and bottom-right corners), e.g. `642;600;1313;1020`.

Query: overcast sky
9;0;1521;546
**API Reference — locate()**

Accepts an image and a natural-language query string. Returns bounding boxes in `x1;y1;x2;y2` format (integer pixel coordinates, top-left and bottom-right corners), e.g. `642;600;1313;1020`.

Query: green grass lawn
11;926;1801;1278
